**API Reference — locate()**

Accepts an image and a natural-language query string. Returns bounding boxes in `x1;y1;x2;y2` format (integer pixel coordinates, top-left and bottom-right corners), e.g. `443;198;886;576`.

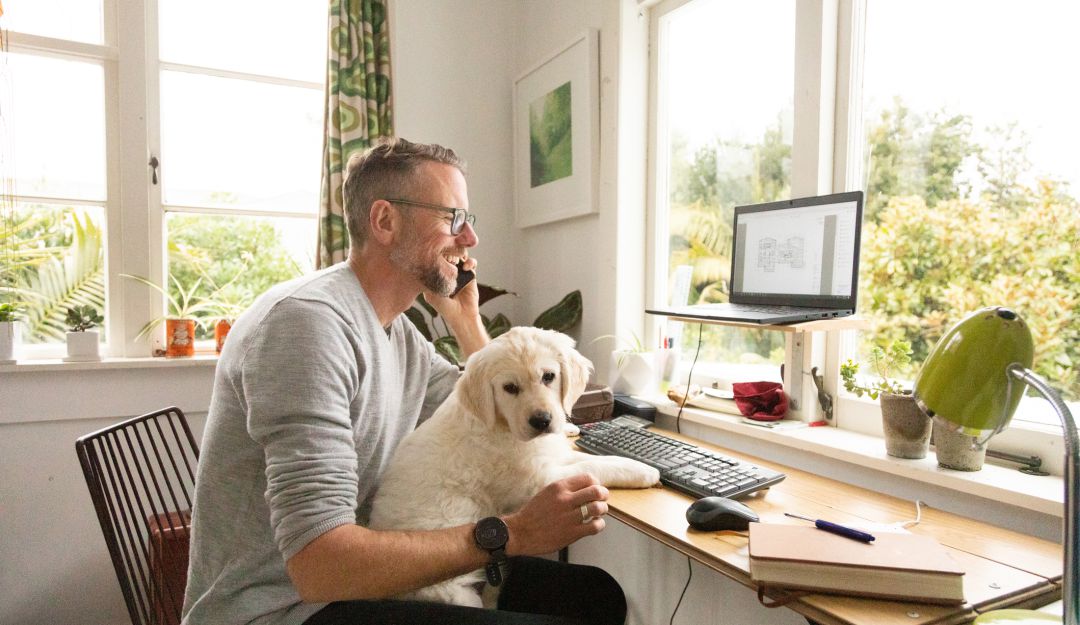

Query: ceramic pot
166;318;196;358
609;350;655;395
0;321;16;364
65;330;101;362
933;422;987;471
880;392;932;459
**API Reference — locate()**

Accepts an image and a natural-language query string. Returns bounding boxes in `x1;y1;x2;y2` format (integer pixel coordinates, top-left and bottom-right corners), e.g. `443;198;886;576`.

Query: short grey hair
342;137;466;249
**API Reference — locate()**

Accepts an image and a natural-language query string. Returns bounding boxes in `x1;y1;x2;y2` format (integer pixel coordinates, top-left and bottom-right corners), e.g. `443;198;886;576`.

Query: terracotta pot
880;392;932;459
214;319;232;354
165;318;196;358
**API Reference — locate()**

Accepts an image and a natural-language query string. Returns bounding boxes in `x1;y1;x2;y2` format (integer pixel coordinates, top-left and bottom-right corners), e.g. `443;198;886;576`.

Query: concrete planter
933;422;987;471
880;391;932;459
609;350;655;395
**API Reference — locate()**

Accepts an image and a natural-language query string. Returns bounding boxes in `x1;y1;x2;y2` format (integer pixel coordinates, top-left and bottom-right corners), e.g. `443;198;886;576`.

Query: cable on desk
674;323;704;434
669;556;693;625
898;499;925;528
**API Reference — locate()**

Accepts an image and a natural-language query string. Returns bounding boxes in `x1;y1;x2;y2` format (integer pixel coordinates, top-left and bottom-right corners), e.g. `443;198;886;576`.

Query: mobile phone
452;259;475;297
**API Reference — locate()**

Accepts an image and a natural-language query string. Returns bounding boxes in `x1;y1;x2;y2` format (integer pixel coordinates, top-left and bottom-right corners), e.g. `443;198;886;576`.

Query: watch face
474;517;509;550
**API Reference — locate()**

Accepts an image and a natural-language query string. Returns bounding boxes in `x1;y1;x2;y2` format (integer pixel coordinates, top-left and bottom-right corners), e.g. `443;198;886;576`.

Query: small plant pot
0;321;17;364
933;422;987;471
609;350;655;395
64;330;101;362
166;318;196;358
214;319;232;354
879;392;931;459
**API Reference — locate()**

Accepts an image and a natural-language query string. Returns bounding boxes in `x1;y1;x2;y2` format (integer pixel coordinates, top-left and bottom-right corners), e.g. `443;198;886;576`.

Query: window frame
645;0;1068;471
5;0;321;359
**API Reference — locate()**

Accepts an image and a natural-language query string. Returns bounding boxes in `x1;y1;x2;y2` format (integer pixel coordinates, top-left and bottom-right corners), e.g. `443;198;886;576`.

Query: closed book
748;523;965;605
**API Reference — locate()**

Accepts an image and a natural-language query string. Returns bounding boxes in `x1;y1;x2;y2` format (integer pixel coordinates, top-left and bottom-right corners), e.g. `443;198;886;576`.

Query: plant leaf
404;306;432;341
486;313;511;339
433;335;463;365
532;290;582;332
478;283;514;307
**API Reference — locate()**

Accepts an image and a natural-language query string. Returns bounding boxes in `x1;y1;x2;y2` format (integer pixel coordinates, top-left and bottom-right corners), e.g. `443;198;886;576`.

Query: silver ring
580;504;590;523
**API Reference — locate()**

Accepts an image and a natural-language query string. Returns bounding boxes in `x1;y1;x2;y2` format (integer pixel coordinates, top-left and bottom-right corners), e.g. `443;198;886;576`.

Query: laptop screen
729;191;864;309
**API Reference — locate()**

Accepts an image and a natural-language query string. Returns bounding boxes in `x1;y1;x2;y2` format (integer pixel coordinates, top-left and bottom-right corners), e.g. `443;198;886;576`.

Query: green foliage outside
167;214;305;339
0;206;105;343
529;81;573;188
666;113;791;365
667;96;1078;400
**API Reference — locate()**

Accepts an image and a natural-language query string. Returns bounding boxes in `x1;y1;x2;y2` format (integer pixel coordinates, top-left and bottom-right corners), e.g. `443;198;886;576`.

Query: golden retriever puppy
368;326;660;607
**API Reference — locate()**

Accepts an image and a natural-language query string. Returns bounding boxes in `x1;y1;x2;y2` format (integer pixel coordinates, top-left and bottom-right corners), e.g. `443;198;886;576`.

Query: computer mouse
685;496;760;531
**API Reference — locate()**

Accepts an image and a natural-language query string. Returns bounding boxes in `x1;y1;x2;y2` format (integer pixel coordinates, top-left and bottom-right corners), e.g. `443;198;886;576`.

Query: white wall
0;364;213;625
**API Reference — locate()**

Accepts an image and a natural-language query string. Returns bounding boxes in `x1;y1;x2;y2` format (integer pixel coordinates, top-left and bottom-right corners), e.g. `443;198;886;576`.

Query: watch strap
484;547;509;586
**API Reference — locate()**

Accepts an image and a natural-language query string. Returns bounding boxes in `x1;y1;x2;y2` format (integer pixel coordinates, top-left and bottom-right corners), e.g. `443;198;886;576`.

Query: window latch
149;156;159;185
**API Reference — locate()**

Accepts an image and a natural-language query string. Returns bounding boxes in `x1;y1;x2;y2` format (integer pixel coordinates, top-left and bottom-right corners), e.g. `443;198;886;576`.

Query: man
183;138;627;625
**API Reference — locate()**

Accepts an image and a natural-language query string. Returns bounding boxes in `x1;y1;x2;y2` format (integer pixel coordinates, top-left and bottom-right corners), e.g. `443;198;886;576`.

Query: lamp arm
1009;365;1078;625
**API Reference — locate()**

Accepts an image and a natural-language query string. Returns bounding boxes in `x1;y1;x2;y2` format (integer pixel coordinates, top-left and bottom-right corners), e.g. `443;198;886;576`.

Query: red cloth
732;382;788;421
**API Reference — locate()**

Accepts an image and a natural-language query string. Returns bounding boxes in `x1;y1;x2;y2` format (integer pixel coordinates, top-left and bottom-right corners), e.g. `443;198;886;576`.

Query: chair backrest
76;407;200;625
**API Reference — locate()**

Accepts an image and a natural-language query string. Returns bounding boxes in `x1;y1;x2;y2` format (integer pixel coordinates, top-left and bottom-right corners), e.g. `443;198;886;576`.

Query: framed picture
513;29;599;228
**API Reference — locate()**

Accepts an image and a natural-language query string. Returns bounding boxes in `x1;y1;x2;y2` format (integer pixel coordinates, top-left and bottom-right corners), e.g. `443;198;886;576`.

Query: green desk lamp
913;307;1077;625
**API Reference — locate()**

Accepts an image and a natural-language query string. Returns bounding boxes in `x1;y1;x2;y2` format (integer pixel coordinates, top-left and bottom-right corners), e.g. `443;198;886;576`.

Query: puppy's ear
457;348;497;427
558;337;594;415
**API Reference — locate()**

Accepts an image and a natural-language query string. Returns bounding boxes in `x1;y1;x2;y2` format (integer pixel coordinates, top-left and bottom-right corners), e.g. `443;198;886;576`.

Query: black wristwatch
473;516;510;587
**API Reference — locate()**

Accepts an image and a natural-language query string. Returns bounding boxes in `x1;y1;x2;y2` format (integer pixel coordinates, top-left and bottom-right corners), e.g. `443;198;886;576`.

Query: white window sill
640;395;1065;520
0;354;219;373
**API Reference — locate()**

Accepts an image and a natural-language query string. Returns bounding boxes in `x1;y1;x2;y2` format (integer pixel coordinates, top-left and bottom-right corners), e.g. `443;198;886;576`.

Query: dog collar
473;516;510;586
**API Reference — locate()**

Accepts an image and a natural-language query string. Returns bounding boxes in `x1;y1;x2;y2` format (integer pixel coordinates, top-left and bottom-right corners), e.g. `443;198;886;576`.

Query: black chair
76;407;200;625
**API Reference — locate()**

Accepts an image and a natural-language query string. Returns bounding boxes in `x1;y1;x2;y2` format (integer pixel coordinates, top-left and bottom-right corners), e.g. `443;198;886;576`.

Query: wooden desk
595;429;1062;625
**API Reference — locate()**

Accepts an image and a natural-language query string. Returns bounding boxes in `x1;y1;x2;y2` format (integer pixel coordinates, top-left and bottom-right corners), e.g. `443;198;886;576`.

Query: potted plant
599;332;656;396
121;274;220;358
841;340;932;459
64;304;104;362
0;302;19;364
406;286;582;366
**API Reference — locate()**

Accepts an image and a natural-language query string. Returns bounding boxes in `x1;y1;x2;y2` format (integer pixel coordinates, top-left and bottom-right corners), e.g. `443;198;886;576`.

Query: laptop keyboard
575;421;786;500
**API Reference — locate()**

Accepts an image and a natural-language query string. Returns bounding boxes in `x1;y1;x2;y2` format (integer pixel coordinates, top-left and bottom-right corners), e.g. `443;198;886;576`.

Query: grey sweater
182;263;459;625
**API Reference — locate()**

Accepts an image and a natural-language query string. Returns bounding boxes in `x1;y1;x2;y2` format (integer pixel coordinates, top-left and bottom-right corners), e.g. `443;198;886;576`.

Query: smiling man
182;138;628;625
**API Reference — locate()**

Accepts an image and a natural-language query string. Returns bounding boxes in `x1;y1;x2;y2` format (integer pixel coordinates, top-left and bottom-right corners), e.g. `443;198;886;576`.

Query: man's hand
424;256;488;356
503;474;610;557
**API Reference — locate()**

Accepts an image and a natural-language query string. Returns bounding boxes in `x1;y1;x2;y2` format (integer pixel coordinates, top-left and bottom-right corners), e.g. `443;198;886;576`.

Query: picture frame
513;29;599;228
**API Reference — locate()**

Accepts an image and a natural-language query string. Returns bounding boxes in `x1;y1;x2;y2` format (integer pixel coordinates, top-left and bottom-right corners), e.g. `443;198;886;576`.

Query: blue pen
784;513;876;543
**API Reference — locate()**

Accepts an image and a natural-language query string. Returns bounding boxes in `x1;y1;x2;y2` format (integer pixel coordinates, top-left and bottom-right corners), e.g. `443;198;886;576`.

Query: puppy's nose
528;411;552;432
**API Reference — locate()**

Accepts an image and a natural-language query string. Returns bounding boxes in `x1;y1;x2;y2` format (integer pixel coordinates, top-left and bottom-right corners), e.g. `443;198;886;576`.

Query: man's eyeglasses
385;198;476;235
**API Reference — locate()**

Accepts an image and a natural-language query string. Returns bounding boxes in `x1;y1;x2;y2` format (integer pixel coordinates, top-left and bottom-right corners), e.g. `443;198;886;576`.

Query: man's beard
390;226;454;297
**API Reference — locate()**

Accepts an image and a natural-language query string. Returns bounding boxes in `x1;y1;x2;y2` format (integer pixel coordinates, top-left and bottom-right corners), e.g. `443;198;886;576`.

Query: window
650;0;796;384
854;0;1079;415
1;0;326;355
647;0;1077;435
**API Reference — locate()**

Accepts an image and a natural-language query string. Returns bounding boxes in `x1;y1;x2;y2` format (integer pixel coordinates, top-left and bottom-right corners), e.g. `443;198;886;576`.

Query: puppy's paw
563;422;581;437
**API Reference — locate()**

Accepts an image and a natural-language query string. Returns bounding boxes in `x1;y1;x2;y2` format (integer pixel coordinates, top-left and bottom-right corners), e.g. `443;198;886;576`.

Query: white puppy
368;326;660;607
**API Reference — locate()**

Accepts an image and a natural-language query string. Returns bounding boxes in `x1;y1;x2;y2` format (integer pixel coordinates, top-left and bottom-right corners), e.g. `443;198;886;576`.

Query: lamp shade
913;307;1034;438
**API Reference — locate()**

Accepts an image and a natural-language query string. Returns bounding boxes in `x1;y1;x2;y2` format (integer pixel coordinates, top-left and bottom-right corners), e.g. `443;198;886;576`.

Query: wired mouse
685;496;759;531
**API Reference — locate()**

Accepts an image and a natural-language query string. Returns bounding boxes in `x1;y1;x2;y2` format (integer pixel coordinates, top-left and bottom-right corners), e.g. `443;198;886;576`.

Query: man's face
389;162;478;297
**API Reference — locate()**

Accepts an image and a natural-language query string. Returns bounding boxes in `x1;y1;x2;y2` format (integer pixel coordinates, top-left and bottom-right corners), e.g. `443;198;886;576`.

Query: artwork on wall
513;29;599;228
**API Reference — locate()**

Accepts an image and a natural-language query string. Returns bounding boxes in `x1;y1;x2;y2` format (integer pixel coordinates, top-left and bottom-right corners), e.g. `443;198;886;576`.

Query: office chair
76;407;200;625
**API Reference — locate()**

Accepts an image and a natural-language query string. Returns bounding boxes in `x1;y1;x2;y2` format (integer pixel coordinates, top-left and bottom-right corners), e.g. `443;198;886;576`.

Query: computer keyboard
575;421;786;500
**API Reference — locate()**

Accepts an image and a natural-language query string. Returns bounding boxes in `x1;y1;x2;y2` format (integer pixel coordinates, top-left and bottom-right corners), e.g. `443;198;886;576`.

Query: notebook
647;191;864;325
748;523;965;605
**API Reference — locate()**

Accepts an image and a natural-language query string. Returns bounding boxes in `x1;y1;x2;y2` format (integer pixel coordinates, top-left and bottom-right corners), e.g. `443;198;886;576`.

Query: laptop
647;191;864;325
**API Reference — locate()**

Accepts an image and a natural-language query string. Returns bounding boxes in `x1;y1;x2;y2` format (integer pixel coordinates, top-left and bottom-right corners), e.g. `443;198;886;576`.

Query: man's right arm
285;474;610;602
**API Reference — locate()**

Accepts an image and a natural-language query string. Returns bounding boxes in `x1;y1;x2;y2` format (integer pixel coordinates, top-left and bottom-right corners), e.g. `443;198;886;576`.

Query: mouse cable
898;499;925;528
674;323;704;434
669;556;693;625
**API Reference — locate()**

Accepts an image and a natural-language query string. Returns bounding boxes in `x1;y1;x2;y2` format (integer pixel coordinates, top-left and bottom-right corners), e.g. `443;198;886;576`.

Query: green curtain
317;0;394;268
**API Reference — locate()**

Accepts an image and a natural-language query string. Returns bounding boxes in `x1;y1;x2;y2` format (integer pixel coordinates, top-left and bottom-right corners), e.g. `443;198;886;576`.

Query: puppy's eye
502;383;520;395
541;372;556;385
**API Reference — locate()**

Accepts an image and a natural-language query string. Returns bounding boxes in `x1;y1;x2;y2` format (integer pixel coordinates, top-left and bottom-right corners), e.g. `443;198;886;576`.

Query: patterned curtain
317;0;394;268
